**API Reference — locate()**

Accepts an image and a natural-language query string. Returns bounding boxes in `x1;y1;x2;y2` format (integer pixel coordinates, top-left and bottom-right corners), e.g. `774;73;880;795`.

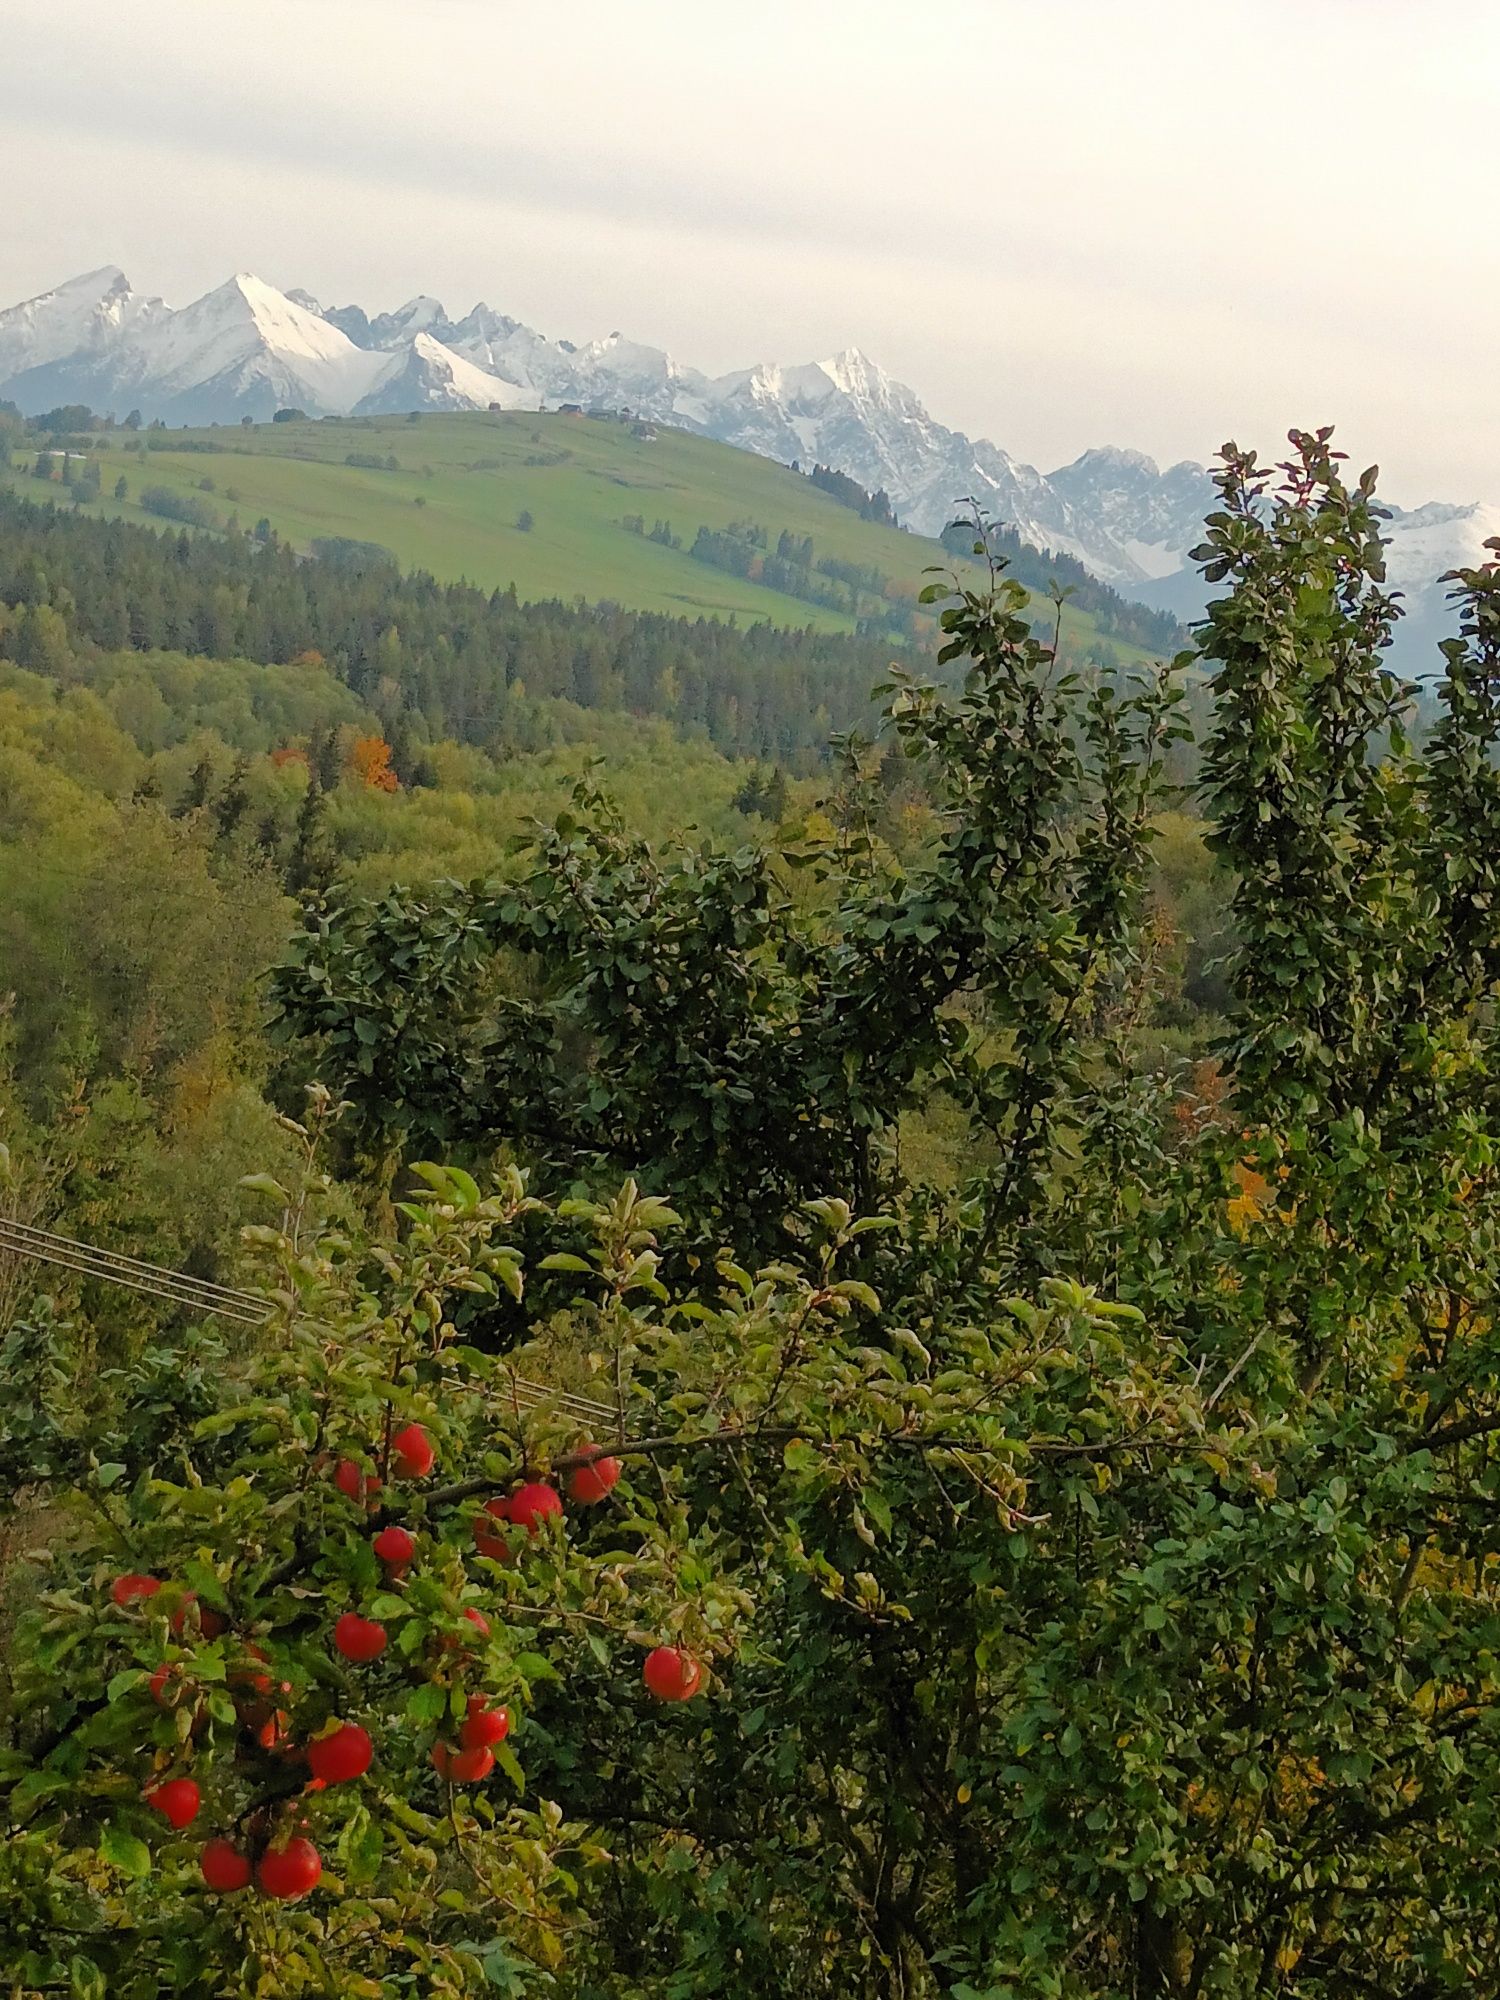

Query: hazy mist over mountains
4;263;1495;660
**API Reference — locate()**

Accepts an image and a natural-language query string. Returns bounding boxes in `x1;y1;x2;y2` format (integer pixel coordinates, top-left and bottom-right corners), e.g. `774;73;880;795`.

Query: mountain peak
0;265;157;385
389;295;447;330
224;271;305;315
202;273;362;352
354;329;530;415
820;346;889;394
1058;445;1162;481
61;264;131;297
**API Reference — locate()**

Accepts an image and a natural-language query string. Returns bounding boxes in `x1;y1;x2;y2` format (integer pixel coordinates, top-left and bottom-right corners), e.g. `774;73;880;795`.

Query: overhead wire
0;1214;621;1423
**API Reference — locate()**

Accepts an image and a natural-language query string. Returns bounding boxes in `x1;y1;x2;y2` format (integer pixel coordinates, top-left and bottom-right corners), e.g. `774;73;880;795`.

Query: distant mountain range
2;266;1494;662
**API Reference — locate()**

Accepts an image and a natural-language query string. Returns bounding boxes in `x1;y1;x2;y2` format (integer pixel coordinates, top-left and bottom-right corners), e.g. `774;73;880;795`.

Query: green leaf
342;1806;384;1886
238;1173;289;1201
107;1668;145;1704
70;1957;108;2000
10;1770;70;1816
99;1826;152;1879
181;1559;230;1612
514;1651;561;1683
407;1683;447;1725
538;1253;593;1274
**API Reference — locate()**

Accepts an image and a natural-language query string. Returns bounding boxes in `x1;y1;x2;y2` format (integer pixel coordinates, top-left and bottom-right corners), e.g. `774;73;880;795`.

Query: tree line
0;490;914;767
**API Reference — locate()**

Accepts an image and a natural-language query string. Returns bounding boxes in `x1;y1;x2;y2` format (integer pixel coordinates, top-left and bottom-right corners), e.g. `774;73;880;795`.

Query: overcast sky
3;0;1496;503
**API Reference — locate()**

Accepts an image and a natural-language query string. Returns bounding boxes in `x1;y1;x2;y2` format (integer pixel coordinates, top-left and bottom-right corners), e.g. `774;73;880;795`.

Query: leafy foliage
271;539;1185;1256
7;434;1500;1997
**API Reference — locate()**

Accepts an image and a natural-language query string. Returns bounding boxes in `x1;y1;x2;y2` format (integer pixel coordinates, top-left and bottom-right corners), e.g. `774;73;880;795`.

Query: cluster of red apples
110;1422;703;1900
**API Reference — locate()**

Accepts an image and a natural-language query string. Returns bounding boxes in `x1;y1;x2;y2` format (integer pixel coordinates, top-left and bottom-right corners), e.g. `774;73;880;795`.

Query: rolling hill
4;410;1169;665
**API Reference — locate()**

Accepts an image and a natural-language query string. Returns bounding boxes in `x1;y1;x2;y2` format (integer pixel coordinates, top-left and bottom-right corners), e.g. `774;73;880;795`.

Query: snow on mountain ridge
125;273;391;417
354;331;531;415
0;266;166;383
1383;501;1500;593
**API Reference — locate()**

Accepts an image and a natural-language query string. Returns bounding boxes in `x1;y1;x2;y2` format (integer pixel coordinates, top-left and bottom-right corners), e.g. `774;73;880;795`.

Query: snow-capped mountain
0;270;521;427
0;266;167;386
0;266;1492;661
352;330;532;416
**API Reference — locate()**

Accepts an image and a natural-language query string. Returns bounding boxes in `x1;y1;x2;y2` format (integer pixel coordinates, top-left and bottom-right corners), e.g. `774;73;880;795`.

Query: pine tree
213;754;252;840
176;752;216;817
285;776;332;896
310;724;342;794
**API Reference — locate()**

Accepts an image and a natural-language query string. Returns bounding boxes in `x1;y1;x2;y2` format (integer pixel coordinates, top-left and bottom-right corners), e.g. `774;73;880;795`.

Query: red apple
508;1482;564;1536
333;1612;387;1663
566;1453;621;1505
461;1607;491;1639
145;1777;201;1829
200;1837;253;1892
471;1497;517;1562
169;1593;227;1641
643;1646;702;1703
449;1742;495;1782
391;1423;434;1478
256;1709;296;1754
334;1458;381;1505
460;1699;511;1750
373;1525;415;1568
256;1836;321;1901
112;1572;161;1609
229;1642;283;1697
149;1662;180;1706
306;1722;373;1785
431;1740;456;1778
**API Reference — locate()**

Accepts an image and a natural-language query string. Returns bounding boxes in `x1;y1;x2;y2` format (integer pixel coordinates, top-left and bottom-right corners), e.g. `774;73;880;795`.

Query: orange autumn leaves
348;736;399;792
270;736;399;791
1226;1149;1294;1238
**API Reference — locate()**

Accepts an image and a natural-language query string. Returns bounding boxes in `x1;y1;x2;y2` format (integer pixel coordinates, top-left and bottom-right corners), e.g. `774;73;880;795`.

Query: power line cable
0;1215;621;1423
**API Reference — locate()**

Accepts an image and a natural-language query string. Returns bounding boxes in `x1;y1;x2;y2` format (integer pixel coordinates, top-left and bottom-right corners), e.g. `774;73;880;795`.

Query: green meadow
9;410;1157;663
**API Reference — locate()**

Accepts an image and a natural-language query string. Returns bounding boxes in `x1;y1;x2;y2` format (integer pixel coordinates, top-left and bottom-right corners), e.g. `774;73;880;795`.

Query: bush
139;486;219;529
307;536;397;573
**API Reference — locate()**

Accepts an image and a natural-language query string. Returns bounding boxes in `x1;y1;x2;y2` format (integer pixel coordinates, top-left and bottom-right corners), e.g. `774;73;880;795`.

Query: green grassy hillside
8;412;1158;665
